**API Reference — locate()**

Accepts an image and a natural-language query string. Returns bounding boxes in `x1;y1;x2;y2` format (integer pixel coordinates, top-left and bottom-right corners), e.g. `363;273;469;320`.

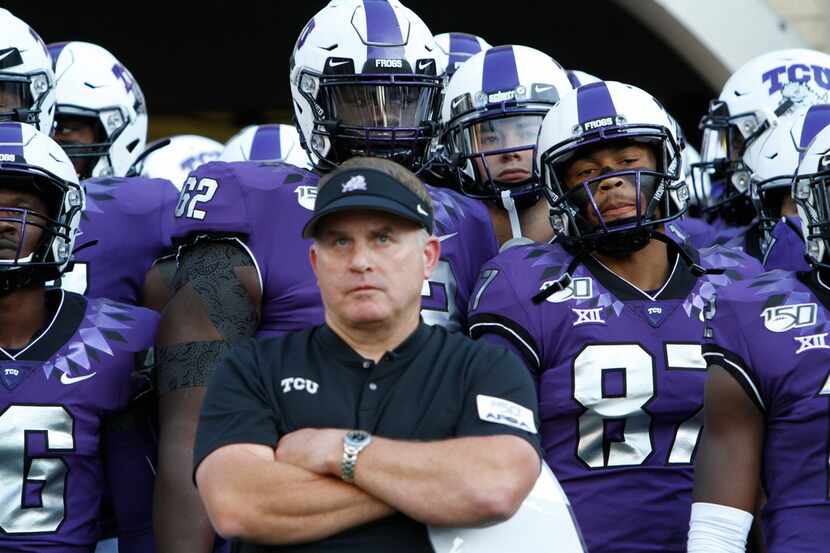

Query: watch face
347;430;370;445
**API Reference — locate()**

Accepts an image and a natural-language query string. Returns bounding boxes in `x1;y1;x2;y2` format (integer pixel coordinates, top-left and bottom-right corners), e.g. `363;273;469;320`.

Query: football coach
193;157;542;552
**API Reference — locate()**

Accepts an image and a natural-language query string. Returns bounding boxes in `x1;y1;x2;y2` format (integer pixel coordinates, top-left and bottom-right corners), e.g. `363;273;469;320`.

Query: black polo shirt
194;321;541;552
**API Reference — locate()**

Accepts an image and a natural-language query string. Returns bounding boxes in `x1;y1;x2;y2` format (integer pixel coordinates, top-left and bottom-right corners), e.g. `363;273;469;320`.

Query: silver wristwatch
341;430;372;483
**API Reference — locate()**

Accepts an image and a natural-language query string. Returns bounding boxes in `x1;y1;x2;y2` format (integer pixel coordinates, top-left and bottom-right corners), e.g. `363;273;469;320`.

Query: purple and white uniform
171;161;499;334
468;240;762;552
703;269;830;552
665;217;718;250
62;176;178;303
0;291;158;552
720;217;809;272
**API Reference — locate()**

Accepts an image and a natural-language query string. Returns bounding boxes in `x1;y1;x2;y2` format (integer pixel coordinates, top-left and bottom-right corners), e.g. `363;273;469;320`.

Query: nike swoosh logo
534;85;554;93
0;50;15;63
437;232;458;242
329;60;350;67
418;60;433;70
417;204;429;216
60;372;96;385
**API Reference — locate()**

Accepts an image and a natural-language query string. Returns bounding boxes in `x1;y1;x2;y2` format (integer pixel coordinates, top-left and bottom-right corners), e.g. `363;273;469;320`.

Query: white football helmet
289;0;444;172
696;49;830;225
0;9;55;134
0;122;83;290
220;124;311;168
433;32;491;78
49;41;147;179
792;123;830;267
133;135;223;191
440;45;572;203
746;104;830;233
566;69;601;89
429;464;586;553
537;81;686;254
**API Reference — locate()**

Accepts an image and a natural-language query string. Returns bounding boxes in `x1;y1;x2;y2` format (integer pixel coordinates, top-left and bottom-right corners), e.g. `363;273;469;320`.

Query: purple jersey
171;161;499;335
710;217;749;246
0;291;158;552
702;270;830;552
468;240;762;552
665;217;717;250
720;218;809;272
65;176;178;303
765;216;809;272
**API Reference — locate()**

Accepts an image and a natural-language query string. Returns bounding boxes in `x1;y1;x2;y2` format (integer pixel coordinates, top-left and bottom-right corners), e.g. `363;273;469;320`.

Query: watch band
341;430;372;483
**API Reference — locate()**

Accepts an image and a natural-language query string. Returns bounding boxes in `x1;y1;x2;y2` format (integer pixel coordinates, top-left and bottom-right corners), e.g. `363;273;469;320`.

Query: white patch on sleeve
476;394;537;434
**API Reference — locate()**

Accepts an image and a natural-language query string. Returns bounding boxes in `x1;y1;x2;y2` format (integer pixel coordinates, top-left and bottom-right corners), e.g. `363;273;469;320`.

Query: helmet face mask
308;73;443;170
792;123;830;268
537;82;687;256
445;110;545;202
794;166;830;267
0;78;34;115
543;135;685;256
693;101;757;224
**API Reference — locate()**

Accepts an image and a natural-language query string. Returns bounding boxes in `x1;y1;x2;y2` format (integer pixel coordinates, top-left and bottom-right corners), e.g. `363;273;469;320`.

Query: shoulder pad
171;160;318;241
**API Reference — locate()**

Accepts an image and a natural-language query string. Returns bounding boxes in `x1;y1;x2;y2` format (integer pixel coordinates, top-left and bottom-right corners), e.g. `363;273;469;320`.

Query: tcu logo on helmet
763;64;830;95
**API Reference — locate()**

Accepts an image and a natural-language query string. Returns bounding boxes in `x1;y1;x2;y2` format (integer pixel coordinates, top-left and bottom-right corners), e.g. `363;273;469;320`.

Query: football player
49;41;179;306
438;44;572;245
467;81;763;552
695;49;830;247
724;104;830;271
219;123;311;168
49;40;180;553
132;134;224;190
433;31;491;79
153;2;501;551
689;121;830;553
0;122;158;552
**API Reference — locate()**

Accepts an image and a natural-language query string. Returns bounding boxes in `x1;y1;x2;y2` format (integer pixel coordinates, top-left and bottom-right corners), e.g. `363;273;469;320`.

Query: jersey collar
316;319;432;368
582;247;699;302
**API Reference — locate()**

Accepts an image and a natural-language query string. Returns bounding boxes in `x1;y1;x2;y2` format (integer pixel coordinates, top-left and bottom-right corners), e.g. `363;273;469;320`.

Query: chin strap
0;270;36;296
500;189;524;240
530;231;725;305
531;248;590;304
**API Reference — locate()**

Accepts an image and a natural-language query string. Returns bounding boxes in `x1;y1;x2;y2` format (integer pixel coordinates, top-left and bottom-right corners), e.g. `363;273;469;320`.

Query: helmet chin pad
591;220;652;258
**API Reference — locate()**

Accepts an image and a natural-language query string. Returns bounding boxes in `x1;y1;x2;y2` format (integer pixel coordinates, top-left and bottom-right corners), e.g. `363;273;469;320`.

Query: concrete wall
617;0;810;89
769;0;830;52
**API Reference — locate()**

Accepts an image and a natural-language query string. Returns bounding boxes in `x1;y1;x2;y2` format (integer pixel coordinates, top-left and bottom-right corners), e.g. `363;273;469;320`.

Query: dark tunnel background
4;0;715;146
